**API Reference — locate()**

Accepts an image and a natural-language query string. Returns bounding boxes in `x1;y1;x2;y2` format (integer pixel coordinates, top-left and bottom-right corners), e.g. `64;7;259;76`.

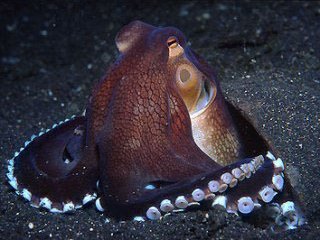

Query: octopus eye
167;36;178;48
177;64;197;86
176;64;216;114
179;68;191;83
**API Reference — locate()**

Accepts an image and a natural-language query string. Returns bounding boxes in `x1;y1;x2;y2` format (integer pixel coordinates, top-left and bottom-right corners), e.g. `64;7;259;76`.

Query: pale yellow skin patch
168;39;242;166
191;101;242;166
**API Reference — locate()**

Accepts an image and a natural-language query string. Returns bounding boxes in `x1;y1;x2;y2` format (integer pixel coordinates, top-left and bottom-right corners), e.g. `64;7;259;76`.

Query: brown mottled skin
13;21;285;220
83;21;242;205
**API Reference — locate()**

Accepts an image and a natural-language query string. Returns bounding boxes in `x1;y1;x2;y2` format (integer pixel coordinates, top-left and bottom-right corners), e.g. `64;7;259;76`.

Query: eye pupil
180;68;191;82
167;36;178;48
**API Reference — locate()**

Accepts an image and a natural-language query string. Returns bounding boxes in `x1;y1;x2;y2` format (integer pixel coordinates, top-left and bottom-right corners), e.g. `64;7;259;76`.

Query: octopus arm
97;153;283;220
7;116;99;212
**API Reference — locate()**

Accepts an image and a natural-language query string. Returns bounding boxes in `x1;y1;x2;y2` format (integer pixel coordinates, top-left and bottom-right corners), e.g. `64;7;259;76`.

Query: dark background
0;1;319;239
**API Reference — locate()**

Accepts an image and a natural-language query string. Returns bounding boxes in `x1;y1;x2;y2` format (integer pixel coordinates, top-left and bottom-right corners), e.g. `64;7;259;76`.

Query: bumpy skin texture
91;21;241;210
7;21;302;227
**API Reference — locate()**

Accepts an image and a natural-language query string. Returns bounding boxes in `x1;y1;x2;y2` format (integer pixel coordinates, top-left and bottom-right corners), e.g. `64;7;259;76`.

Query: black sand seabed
0;1;319;239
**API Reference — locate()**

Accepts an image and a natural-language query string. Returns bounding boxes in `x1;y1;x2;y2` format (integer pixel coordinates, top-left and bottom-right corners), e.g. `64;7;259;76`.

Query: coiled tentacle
7;116;98;212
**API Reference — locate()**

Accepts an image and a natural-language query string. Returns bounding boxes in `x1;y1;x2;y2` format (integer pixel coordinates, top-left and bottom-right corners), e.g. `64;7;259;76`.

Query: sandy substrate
0;1;319;239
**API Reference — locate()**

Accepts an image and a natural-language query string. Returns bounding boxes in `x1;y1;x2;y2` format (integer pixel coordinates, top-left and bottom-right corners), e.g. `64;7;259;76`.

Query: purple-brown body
6;21;303;229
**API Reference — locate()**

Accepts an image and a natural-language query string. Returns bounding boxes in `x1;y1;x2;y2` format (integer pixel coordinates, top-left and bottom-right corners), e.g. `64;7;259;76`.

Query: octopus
6;21;303;230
